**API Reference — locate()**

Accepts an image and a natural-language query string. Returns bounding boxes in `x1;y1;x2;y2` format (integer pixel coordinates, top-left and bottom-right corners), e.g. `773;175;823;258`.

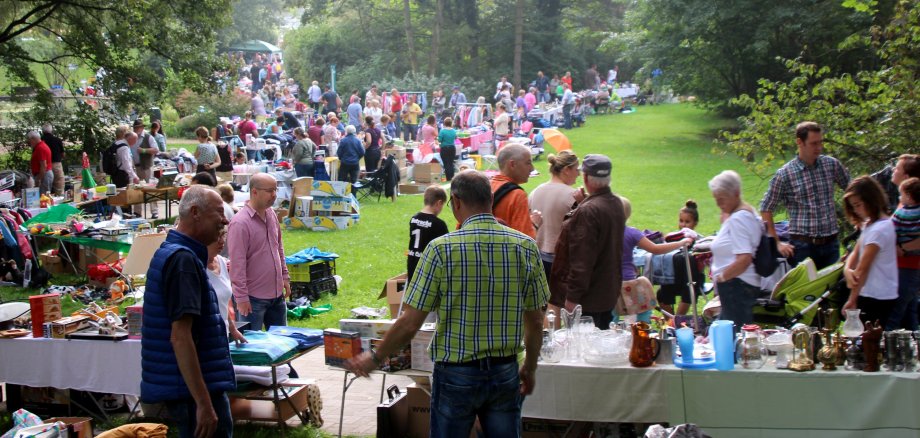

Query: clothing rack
451;103;494;129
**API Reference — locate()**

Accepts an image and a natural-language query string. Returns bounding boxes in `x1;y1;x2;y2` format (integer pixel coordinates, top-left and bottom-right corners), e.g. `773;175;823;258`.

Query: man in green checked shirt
346;170;548;437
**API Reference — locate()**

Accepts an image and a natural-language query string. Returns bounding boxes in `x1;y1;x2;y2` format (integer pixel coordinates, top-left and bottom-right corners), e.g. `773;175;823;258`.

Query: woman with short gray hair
708;170;763;327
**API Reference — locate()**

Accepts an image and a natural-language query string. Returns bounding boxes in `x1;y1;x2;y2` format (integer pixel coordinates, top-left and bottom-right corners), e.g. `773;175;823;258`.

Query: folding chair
353;169;386;202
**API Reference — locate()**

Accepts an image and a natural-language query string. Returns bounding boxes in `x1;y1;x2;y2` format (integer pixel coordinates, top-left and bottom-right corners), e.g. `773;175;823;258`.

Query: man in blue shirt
534;71;550;103
337;125;365;183
141;186;235;438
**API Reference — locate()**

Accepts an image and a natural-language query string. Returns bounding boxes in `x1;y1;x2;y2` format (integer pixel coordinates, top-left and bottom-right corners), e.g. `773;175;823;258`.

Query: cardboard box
311;196;355;213
291;196;312;217
108;188;144;206
339;319;395;339
411;329;435;372
399;183;432;195
310;215;356;231
407;383;431;438
399;167;408;182
291;177;314;197
44;417;93;438
39;252;65;275
378;273;408;318
283;216;312;230
88;276;118;289
311;180;352;198
50;316;91;339
324;329;361;367
384;146;407;159
370;338;412;372
30;294;62;338
413;163;442;183
82;246;121;265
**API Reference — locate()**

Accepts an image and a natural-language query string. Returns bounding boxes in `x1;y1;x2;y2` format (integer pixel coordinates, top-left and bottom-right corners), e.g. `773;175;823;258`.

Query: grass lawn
281;103;773;330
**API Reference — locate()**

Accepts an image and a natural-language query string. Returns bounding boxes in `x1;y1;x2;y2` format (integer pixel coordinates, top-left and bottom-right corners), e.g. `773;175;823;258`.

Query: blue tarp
268;326;324;350
285;246;339;265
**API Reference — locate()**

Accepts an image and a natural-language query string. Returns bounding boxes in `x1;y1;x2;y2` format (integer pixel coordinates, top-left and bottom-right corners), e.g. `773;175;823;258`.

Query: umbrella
227;40;282;53
81;152;96;189
540;128;572;152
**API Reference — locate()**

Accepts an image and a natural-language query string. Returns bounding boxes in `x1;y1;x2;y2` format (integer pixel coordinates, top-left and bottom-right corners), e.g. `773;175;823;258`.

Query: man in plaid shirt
347;170;548;437
761;122;850;269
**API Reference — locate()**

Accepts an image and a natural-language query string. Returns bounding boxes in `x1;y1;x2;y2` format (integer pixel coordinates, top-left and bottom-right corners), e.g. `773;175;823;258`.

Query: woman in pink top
420;115;439;148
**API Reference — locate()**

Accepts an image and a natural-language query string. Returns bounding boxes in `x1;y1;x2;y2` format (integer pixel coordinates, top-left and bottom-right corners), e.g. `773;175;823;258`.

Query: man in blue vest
141;185;235;438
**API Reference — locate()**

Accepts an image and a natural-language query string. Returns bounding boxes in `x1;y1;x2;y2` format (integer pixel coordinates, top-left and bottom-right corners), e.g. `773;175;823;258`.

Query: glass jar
738;324;765;369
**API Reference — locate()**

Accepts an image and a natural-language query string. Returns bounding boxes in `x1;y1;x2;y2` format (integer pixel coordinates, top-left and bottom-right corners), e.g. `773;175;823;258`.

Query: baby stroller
751;258;845;328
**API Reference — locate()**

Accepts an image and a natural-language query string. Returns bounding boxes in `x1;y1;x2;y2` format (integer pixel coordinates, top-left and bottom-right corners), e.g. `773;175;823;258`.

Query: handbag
616;277;657;315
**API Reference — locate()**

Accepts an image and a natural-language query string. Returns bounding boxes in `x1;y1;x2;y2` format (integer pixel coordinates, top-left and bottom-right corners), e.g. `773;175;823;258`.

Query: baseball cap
581;154;612;177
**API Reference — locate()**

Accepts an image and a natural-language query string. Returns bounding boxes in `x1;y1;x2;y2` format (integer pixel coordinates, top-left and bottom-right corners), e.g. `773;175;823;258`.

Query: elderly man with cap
550;154;626;330
491;143;541;238
336;125;365;184
131;119;160;218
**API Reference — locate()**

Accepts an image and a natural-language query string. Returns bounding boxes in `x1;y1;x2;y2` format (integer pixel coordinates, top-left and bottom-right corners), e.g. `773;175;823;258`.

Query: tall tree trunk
513;0;524;89
460;0;480;73
429;0;443;76
402;0;418;72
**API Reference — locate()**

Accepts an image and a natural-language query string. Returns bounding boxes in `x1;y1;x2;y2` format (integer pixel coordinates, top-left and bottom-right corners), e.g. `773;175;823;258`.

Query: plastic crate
291;276;338;300
287;260;335;283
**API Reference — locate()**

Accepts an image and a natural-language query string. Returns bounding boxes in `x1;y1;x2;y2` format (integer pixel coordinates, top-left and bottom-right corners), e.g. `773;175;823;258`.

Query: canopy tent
227;40;282;53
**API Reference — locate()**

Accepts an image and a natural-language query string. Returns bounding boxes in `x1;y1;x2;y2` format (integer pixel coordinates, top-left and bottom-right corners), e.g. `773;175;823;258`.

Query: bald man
491;144;541;238
227;173;291;331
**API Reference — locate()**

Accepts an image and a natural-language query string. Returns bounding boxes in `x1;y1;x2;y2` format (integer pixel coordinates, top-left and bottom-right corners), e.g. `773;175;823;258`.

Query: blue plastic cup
676;327;695;364
710;320;735;371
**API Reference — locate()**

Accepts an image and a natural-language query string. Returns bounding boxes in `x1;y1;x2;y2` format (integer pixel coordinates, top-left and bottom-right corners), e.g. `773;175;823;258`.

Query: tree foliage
720;0;918;178
0;0;232;170
624;0;889;113
284;0;629;98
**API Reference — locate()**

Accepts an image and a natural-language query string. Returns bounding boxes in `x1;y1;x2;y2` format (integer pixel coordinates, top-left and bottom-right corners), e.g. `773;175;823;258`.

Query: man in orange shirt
491;143;542;238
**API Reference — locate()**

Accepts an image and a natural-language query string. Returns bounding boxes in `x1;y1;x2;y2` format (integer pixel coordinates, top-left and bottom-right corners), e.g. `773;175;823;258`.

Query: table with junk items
523;361;920;438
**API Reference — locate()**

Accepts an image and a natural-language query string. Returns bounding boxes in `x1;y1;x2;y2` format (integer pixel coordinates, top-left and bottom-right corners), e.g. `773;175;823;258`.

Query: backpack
753;234;782;277
102;141;125;175
492;182;523;210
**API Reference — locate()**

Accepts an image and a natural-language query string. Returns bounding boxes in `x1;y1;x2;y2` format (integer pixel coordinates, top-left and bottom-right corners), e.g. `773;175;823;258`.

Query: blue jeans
167;391;233;438
246;149;263;162
887;268;920;330
538;91;550;103
789;238;840;270
431;361;522;438
562;104;574;129
717;278;760;330
404;124;418;141
242;295;287;331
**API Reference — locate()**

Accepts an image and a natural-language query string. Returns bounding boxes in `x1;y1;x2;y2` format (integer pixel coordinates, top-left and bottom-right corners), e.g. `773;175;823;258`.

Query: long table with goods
523;361;920;438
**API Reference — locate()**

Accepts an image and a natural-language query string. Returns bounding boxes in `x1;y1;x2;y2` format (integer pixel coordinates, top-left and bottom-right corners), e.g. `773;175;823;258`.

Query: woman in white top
207;230;247;343
194;126;221;180
842;176;899;325
708;170;762;327
365;99;383;126
529;151;584;324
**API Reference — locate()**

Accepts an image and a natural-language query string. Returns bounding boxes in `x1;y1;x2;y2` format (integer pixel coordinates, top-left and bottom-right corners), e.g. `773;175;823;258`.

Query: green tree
625;0;886;113
721;0;918;178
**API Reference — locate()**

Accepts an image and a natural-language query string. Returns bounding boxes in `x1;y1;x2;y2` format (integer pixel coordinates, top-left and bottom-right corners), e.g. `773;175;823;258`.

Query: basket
291;276;338;300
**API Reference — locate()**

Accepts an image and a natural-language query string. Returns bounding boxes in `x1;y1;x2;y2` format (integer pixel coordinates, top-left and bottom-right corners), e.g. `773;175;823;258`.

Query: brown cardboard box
29;294;62;338
50;316;91;339
44;417;93;438
108;188;144;206
384;146;407;159
291;177;314;197
407;383;431;438
82;246;121;266
39;252;65;274
399;167;408;182
398;183;431;195
378;273;408;317
521;418;584;438
413;163;442;183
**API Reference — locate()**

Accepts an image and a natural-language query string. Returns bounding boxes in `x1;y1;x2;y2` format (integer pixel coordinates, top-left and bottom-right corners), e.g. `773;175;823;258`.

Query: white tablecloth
524;361;920;438
0;337;142;396
522;362;683;423
615;86;640;99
